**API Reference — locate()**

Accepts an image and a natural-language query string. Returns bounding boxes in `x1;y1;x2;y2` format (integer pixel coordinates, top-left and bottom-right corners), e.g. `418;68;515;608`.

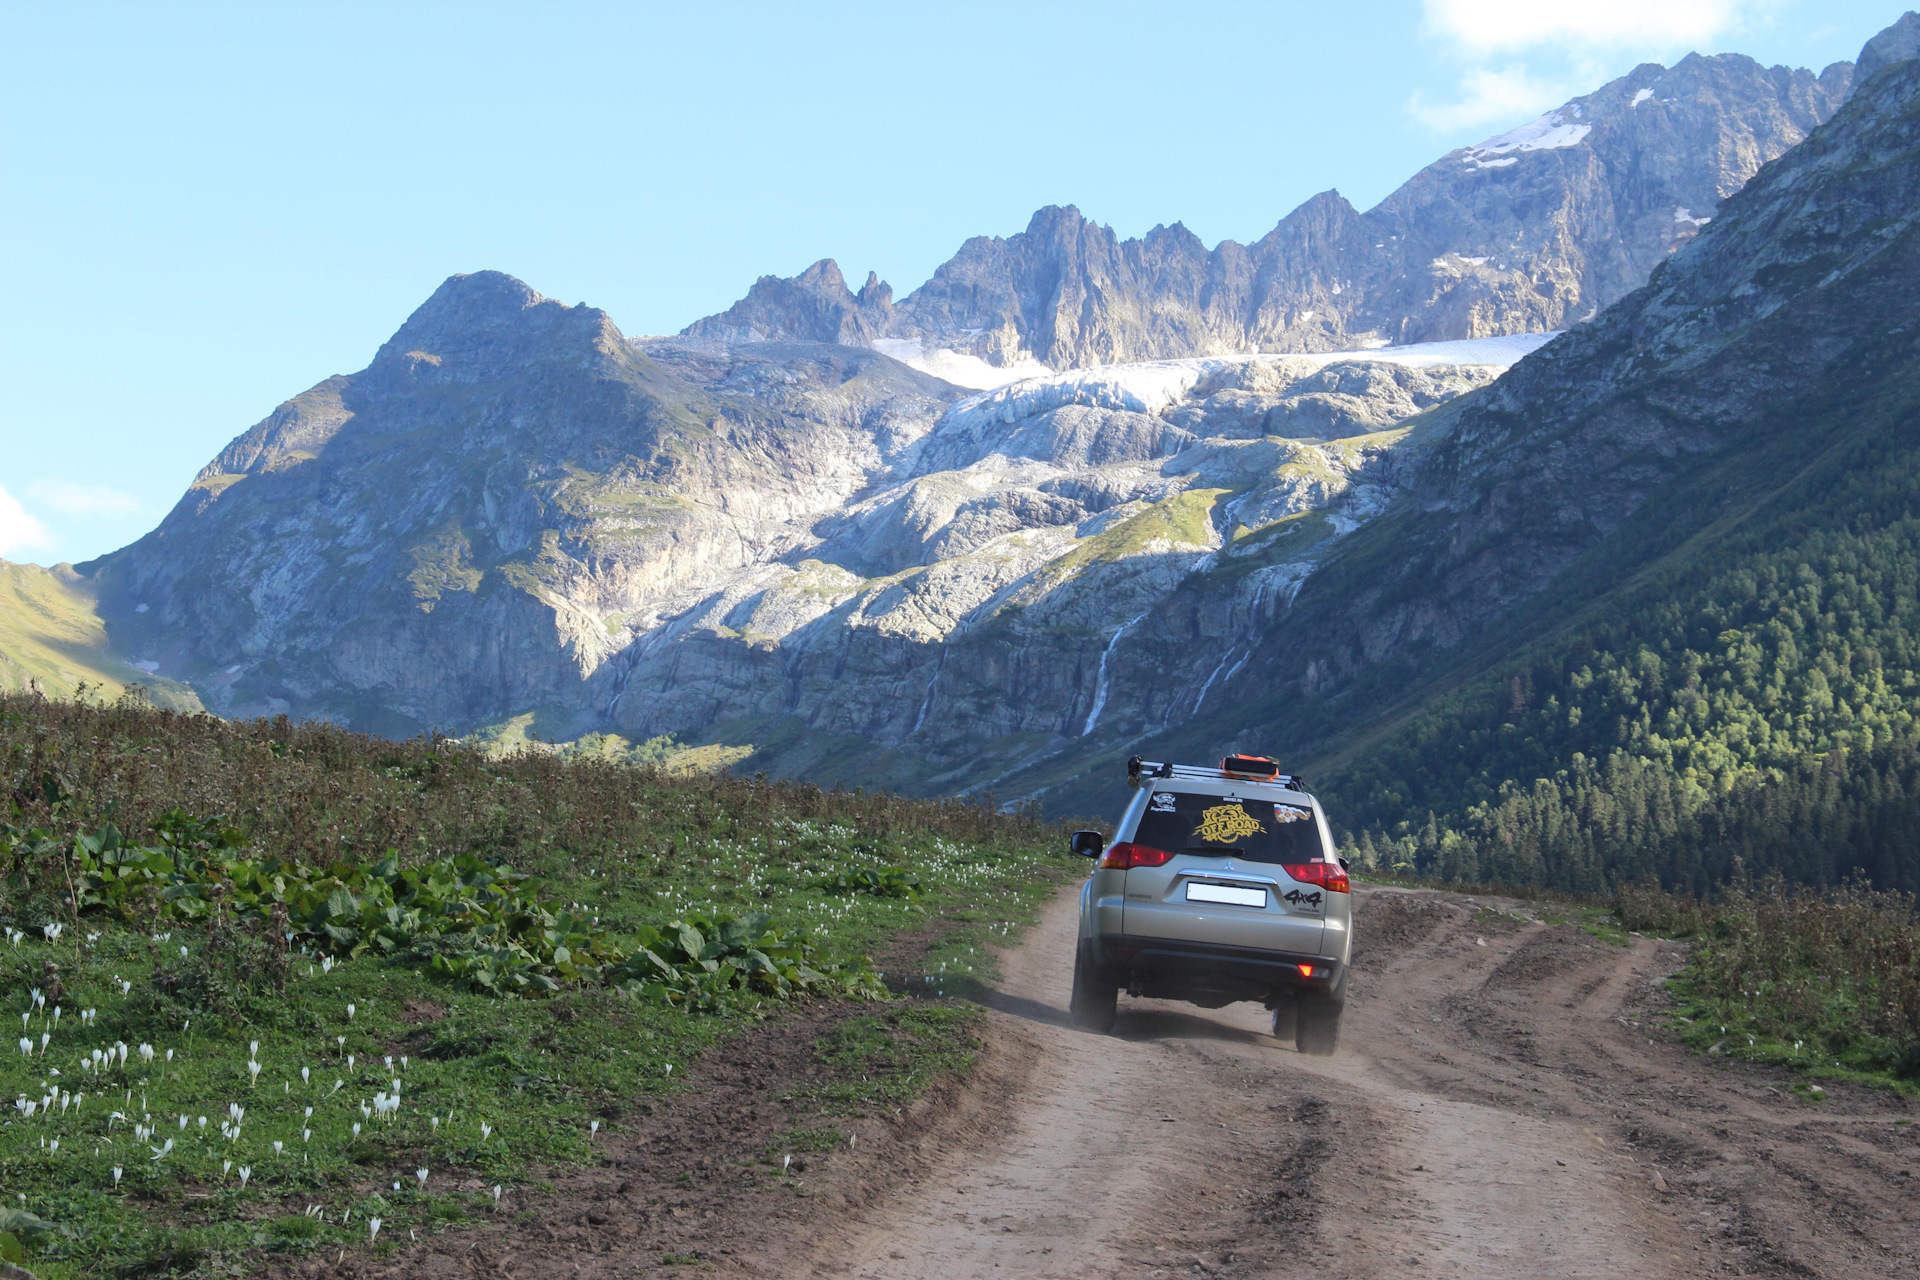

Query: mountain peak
1858;11;1920;85
680;257;892;345
370;271;620;382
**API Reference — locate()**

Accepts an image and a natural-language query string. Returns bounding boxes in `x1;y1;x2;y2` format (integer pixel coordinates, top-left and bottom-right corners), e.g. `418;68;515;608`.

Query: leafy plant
819;867;922;900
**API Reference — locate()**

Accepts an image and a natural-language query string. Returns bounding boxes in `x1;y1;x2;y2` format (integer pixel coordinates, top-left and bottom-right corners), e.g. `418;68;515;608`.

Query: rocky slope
71;16;1920;813
1010;21;1920;814
85;274;963;735
83;269;1534;755
687;52;1852;378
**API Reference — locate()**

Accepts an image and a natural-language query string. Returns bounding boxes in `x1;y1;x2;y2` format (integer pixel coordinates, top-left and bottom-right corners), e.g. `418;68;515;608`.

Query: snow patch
940;333;1561;434
1631;88;1654;107
870;337;1051;390
1462;110;1592;168
1674;207;1713;228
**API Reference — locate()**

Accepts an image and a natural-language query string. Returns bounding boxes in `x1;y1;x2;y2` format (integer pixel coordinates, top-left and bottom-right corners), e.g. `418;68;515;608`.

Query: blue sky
0;0;1904;564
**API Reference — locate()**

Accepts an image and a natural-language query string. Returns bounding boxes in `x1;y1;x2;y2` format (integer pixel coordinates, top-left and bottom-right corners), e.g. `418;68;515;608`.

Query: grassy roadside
0;692;1074;1277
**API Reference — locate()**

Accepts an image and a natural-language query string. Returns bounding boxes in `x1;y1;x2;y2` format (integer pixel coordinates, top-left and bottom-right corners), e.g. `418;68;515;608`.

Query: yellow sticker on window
1193;803;1265;844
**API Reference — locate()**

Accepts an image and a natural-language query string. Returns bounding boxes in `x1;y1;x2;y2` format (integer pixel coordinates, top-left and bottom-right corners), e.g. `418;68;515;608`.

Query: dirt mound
1351;889;1456;958
1478;924;1609;993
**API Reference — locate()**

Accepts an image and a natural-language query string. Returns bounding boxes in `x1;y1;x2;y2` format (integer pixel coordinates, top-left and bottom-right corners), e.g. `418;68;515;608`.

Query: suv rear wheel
1069;946;1117;1033
1295;991;1341;1056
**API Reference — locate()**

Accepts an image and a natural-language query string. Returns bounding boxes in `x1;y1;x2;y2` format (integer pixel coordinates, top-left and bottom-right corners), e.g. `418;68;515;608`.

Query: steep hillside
687;52;1850;376
0;559;200;707
1039;42;1920;892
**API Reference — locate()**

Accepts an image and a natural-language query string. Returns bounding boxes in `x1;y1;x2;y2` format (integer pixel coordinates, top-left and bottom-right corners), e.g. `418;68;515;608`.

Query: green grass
0;692;1074;1275
0;564;200;709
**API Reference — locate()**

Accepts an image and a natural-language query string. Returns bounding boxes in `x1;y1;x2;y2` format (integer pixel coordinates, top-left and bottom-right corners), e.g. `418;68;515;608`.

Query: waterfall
1082;612;1150;737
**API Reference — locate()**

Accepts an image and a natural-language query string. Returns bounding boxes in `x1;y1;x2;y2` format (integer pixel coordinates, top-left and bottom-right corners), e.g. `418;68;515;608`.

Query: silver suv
1067;754;1352;1054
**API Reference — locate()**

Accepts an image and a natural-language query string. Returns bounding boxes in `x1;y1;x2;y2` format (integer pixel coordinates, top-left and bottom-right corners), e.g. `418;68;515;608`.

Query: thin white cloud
1412;0;1761;135
1423;0;1748;55
0;486;54;560
29;480;140;518
1407;64;1566;132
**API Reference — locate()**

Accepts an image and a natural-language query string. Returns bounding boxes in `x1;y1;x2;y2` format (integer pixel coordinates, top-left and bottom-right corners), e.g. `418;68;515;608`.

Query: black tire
1295;992;1342;1056
1069;946;1118;1033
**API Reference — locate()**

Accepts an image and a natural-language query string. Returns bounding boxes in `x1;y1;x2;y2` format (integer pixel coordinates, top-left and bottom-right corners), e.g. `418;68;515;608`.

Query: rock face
687;53;1852;376
83;259;1530;757
87;273;961;735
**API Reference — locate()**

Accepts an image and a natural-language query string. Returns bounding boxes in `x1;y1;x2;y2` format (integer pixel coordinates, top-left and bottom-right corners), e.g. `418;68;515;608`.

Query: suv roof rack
1126;754;1307;791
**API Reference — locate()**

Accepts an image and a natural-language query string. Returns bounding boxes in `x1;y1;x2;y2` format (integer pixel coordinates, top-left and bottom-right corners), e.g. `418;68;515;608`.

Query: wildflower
222;1159;231;1175
303;1128;311;1142
137;1044;154;1065
177;1115;188;1130
150;1138;173;1160
111;1166;122;1185
346;1003;356;1021
17;1038;29;1057
331;1080;343;1095
42;923;62;942
165;1049;173;1063
415;1168;428;1189
321;956;333;974
399;1055;408;1070
352;1122;361;1138
590;1120;600;1136
247;1059;261;1086
39;1033;49;1053
480;1121;493;1140
347;1054;355;1069
120;981;131;995
368;1217;382;1242
237;1166;251;1186
301;1066;310;1084
430;1117;439;1130
492;1185;502;1205
179;946;187;958
273;1140;284;1156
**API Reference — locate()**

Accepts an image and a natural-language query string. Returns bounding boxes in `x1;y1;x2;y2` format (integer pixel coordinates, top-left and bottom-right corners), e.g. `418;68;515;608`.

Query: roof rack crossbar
1125;756;1306;790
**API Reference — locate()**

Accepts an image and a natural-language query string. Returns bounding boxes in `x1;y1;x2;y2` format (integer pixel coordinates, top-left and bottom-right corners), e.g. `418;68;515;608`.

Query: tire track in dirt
798;883;1920;1279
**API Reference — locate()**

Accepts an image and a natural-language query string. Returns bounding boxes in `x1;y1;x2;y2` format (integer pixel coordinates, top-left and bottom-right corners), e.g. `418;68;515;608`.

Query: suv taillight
1098;842;1175;870
1284;862;1350;894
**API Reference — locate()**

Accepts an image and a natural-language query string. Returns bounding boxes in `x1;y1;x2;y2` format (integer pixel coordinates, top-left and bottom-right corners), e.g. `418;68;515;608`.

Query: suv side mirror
1069;830;1107;858
1337;857;1352;873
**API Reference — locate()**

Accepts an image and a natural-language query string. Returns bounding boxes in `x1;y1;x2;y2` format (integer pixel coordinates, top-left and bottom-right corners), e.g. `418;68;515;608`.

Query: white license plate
1185;882;1266;908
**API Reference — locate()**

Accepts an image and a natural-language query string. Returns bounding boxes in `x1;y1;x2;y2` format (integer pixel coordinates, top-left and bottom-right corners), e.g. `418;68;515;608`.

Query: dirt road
323;883;1920;1279
798;884;1920;1279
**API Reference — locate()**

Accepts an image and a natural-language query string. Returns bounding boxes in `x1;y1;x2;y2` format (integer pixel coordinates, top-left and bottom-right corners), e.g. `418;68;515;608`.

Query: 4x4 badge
1284;888;1324;908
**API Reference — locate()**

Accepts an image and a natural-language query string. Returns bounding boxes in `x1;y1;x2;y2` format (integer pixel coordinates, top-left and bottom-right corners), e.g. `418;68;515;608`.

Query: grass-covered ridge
0;564;199;710
0;692;1070;1277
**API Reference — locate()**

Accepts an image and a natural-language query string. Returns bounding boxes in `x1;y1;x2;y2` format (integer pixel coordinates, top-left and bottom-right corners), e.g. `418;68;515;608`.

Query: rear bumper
1085;934;1345;1005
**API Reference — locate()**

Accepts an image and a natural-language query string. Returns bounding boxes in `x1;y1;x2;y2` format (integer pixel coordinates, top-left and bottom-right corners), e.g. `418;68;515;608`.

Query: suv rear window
1133;790;1328;865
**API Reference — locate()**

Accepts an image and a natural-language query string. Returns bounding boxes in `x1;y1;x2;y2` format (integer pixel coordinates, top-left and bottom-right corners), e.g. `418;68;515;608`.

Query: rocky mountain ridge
57;14;1920;814
687;51;1853;379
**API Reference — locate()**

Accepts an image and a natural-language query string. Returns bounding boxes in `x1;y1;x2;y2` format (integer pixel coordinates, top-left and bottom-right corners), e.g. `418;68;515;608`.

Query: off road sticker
1149;791;1177;812
1284;887;1325;911
1272;803;1312;824
1193;803;1265;844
